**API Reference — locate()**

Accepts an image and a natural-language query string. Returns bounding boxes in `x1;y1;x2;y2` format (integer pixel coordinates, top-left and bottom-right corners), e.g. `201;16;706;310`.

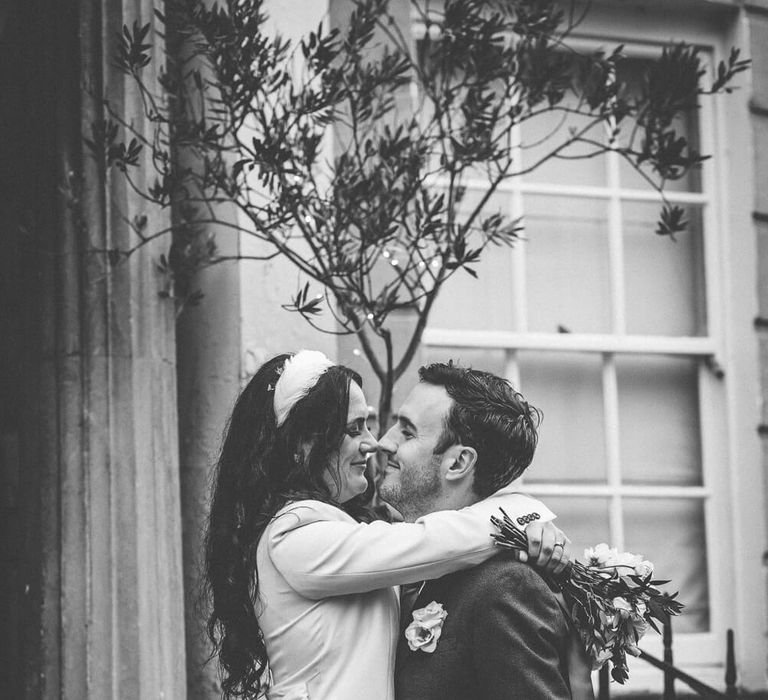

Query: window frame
420;22;737;690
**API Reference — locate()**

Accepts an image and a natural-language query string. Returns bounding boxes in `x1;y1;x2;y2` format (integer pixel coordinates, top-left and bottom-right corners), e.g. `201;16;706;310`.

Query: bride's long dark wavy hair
203;353;374;698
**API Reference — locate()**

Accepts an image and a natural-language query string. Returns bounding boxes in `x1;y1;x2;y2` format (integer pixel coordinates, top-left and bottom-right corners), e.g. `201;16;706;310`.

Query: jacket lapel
553;592;596;700
400;580;426;633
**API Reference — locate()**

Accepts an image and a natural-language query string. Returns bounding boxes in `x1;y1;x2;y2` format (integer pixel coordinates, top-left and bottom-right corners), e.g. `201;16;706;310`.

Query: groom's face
378;383;454;521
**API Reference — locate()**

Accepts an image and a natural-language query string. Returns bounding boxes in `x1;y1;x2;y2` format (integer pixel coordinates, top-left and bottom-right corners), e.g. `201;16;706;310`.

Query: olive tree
94;0;748;426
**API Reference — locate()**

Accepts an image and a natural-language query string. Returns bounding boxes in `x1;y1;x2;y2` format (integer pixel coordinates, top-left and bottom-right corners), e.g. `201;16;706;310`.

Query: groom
378;362;594;700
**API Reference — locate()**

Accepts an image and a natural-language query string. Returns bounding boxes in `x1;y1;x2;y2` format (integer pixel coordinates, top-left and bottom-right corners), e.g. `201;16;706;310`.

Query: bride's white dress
255;488;554;700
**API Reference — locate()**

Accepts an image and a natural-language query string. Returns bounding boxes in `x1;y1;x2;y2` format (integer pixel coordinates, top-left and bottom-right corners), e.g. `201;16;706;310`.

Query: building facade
243;0;768;694
1;0;767;697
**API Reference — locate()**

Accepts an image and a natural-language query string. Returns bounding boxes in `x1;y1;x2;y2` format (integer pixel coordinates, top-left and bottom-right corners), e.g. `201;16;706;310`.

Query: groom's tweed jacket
395;557;590;700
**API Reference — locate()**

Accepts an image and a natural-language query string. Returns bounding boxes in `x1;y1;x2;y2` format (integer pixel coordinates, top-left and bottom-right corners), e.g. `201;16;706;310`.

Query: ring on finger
553;541;565;549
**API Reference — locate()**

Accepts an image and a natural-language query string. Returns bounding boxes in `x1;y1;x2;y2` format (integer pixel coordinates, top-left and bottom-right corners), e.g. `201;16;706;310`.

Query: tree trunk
377;363;396;438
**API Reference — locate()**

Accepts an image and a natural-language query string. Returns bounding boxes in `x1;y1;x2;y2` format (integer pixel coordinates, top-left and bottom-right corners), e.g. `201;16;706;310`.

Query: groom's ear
443;445;478;483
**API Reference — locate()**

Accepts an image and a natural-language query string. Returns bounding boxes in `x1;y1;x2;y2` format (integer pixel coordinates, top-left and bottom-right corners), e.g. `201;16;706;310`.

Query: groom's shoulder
451;556;562;615
462;556;557;593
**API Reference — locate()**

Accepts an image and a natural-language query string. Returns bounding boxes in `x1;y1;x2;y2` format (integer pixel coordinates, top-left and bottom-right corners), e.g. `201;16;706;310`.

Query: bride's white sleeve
265;491;555;599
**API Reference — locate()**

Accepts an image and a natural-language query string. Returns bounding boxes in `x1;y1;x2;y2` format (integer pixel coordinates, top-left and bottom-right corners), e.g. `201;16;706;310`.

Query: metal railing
598;627;738;699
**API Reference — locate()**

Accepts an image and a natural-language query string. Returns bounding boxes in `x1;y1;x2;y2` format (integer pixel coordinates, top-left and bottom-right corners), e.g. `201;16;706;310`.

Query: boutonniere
404;601;448;653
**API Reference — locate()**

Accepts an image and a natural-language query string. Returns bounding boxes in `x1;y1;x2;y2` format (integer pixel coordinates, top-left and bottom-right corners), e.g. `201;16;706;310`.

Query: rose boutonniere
404;601;448;653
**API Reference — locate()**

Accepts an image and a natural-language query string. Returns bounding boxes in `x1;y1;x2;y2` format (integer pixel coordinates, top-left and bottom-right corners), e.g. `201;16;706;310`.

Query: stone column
14;0;187;696
177;251;242;700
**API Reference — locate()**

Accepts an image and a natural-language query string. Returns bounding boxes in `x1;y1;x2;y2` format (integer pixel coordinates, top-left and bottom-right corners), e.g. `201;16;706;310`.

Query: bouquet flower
404;601;448;653
491;509;684;684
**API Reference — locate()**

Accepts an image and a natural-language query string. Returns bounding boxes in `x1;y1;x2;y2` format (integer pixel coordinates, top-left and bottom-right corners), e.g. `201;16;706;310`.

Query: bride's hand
520;520;571;577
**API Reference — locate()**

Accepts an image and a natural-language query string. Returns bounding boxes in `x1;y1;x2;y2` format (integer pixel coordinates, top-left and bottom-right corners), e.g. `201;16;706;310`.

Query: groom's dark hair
418;361;542;497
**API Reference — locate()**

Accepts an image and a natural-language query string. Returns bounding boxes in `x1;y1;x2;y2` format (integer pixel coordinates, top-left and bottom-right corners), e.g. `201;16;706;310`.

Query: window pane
623;202;706;336
430;188;518;330
518;351;607;484
624;498;709;633
616;59;703;194
535;497;611;560
617;355;702;486
525;195;611;334
520;93;607;186
429;246;516;330
420;346;509;380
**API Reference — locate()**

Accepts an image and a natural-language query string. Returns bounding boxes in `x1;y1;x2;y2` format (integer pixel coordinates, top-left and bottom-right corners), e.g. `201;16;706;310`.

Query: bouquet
491;509;684;684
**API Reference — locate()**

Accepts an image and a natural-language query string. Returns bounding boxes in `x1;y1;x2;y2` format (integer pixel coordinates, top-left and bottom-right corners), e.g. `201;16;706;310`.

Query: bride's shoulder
271;499;354;528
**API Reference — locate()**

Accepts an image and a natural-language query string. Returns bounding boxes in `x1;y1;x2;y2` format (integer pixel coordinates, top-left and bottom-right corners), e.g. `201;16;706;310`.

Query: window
423;37;729;685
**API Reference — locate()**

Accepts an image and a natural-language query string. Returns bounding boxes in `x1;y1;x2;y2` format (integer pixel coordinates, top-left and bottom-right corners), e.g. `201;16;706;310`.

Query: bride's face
324;382;378;503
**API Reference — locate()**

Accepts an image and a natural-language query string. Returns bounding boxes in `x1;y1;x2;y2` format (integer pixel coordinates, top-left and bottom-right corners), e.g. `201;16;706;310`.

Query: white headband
273;350;335;427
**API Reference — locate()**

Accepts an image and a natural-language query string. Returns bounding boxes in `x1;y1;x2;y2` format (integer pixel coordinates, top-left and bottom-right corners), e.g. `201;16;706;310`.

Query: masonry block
758;334;768;425
753;114;768;213
755;219;768;319
748;11;768;109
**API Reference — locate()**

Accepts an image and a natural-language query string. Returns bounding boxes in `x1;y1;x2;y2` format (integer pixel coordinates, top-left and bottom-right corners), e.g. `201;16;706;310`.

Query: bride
203;350;570;699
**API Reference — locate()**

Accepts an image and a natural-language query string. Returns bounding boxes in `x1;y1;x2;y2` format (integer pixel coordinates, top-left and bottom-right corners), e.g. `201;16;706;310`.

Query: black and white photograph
2;0;767;698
